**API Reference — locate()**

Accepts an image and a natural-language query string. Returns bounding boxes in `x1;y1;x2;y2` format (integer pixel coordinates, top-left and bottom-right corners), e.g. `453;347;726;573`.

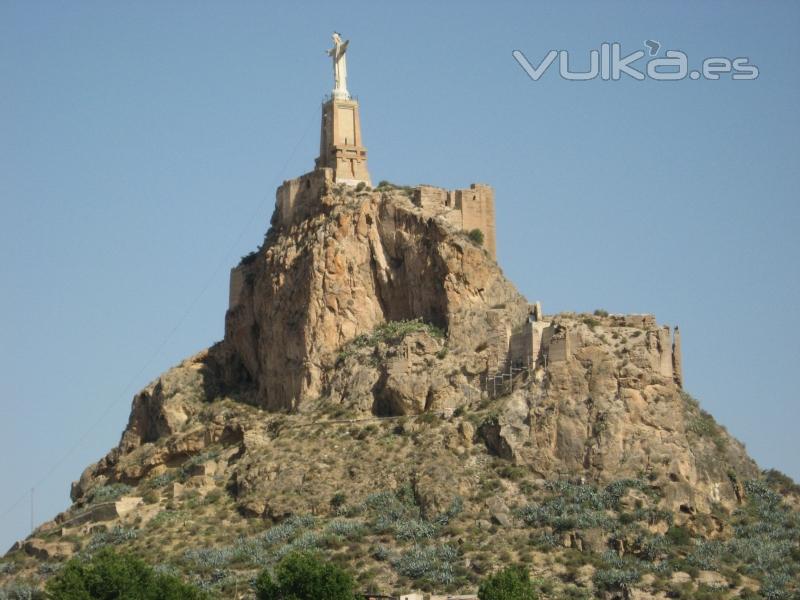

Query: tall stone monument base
315;98;371;186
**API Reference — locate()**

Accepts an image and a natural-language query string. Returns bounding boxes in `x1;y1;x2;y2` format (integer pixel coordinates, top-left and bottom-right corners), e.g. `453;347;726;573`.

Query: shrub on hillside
45;548;206;599
467;228;484;246
329;492;347;510
239;250;258;266
516;479;648;533
336;318;445;362
763;468;800;496
664;525;692;547
0;582;45;600
727;479;800;597
477;565;537;600
87;483;132;504
86;526;137;552
392;544;459;585
592;567;641;592
254;552;355;600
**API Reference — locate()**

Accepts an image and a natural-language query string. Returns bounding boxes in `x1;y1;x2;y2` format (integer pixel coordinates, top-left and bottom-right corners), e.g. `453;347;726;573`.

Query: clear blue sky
1;1;798;551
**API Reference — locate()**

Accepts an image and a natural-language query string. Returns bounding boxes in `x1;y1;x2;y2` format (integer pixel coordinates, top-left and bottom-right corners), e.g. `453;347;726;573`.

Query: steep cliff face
223;183;527;411
321;313;758;512
67;314;757;517
472;314;758;514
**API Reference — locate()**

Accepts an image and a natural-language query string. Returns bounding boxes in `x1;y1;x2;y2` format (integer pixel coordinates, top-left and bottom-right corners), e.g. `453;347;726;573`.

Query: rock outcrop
3;180;791;600
62;184;759;517
223;182;527;411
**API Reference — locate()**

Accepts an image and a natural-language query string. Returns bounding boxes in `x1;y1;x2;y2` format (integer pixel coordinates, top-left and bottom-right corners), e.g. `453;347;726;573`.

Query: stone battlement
414;183;497;259
269;177;498;259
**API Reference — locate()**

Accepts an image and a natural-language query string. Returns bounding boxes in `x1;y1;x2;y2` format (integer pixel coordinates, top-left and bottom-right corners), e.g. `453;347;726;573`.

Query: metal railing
482;354;541;399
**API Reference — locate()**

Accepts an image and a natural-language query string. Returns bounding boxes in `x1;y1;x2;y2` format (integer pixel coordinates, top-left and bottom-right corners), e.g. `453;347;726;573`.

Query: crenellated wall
270;177;498;260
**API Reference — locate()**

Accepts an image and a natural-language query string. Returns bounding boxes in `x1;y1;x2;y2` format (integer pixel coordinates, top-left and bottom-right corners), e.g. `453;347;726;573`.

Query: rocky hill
2;181;798;599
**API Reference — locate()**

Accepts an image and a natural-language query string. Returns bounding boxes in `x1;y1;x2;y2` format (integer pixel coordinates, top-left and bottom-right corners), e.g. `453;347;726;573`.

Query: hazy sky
1;1;798;551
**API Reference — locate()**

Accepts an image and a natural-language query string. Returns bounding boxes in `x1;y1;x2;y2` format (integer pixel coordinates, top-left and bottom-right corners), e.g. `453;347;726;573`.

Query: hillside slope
2;182;797;600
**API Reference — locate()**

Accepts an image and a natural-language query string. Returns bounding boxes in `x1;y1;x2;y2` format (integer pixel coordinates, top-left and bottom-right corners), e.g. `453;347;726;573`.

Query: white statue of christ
328;32;350;99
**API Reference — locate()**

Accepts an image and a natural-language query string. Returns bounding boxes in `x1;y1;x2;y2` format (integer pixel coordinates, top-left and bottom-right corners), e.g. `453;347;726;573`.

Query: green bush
240;250;258;266
467;228;484;246
665;525;692;547
337;318;445;362
726;479;800;596
516;479;647;532
392;544;459;585
87;526;137;551
478;565;537;600
763;468;800;496
592;566;641;592
87;483;132;504
45;548;206;599
497;464;527;481
330;492;347;510
0;582;45;599
582;316;601;330
681;393;729;451
254;552;355;600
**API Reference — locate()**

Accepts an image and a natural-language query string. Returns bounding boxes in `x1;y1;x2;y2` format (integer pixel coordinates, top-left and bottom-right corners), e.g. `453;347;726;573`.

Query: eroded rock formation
223;182;527;411
65;184;757;520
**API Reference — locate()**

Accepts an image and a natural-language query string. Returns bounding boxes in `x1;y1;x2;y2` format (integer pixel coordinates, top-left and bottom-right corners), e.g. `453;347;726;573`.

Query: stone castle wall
508;320;549;364
657;326;674;378
539;324;581;363
229;265;246;309
456;184;496;259
498;311;684;387
415;183;497;259
273;168;334;229
270;177;498;259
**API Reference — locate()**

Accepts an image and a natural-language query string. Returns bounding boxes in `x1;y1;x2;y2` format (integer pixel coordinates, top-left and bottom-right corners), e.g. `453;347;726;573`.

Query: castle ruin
226;32;684;405
266;33;496;259
488;308;684;388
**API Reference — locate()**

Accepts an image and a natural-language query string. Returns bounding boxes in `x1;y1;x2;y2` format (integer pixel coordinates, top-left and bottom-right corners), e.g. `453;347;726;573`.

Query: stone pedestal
315;97;371;185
